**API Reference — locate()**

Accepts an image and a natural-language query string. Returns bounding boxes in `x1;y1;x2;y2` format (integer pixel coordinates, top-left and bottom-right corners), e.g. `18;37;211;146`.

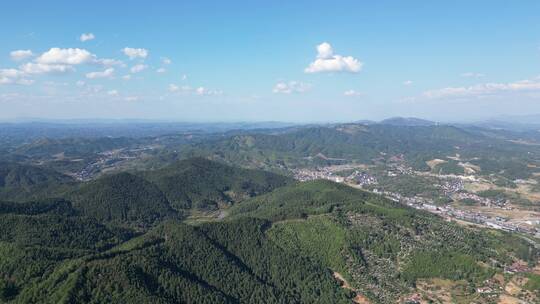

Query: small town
292;165;540;240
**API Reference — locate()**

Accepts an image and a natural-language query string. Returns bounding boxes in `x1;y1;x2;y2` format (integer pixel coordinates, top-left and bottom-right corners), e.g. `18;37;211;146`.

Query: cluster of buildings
372;188;539;236
453;192;508;208
293;165;377;185
292;162;540;238
347;171;378;186
440;179;464;195
73;147;152;180
293;167;344;183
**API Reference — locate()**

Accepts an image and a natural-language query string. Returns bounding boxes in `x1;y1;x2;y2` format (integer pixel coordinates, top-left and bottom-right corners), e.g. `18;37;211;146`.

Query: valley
0;121;539;303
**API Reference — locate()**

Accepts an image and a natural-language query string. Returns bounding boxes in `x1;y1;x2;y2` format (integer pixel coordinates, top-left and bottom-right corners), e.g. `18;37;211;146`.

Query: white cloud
168;84;179;92
461;72;485;78
10;50;33;61
107;89;119;96
124;96;139;101
122;47;148;60
169;84;220;95
344;89;362;96
273;81;311;94
156;67;166;73
122;74;131;80
79;33;95;42
36;48;95;65
130;64;148;73
76;80;85;87
195;87;223;96
0;68;33;85
403;80;413;86
85;68;114;79
20;62;74;74
162;57;172;65
195;87;223;95
305;42;362;73
422;78;540;99
95;58;124;67
181;74;188;81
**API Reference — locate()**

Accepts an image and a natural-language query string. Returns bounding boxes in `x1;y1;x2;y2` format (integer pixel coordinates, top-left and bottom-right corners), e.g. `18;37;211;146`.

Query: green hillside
0;170;538;303
0;162;74;201
8;219;351;304
68;172;178;228
143;157;292;210
231;180;539;301
180;124;540;179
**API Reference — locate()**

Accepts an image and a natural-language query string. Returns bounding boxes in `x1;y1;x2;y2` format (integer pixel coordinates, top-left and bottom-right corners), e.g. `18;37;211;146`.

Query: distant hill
69;172;178;228
182;123;485;171
14;137;137;158
0;162;74;201
143;157;293;210
379;117;437;126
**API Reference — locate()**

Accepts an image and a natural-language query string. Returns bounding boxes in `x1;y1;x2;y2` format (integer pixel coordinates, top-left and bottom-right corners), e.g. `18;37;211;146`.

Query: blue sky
0;1;539;122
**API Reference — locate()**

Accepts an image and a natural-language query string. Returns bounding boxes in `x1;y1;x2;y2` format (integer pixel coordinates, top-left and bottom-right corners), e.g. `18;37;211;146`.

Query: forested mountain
230;180;539;301
0;179;538;303
179;123;540;179
0;162;74;201
13;137;137;158
143;157;293;210
0;126;539;303
68;172;178;228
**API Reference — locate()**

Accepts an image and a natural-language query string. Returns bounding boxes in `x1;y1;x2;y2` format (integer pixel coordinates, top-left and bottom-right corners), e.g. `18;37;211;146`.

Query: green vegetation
230;180;539;302
0;162;74;201
144;157;292;210
524;273;540;292
433;160;465;175
267;216;349;276
401;251;493;283
1;122;540;303
69;172;178;228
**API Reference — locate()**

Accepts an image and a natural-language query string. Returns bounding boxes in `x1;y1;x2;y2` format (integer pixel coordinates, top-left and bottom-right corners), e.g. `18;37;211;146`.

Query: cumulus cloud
156;67;166;73
168;84;180;92
107;89;119;96
95;58;124;67
305;42;362;73
344;89;362;96
422;78;540;99
122;47;148;60
10;50;33;61
85;68;114;79
79;33;95;42
403;80;413;86
130;64;148;73
162;57;172;65
122;74;132;80
461;72;485;78
195;87;223;96
36;48;95;65
0;68;33;85
273;81;311;94
168;83;221;95
20;62;74;74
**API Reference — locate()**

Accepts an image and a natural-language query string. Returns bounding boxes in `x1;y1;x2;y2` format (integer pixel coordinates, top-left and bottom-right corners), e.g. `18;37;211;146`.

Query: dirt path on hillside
333;271;371;304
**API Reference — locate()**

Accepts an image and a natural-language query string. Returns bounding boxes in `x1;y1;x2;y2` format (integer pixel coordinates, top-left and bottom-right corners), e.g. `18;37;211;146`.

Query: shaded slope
69;172;178;227
144;157;292;210
14;219;351;304
0;162;74;201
